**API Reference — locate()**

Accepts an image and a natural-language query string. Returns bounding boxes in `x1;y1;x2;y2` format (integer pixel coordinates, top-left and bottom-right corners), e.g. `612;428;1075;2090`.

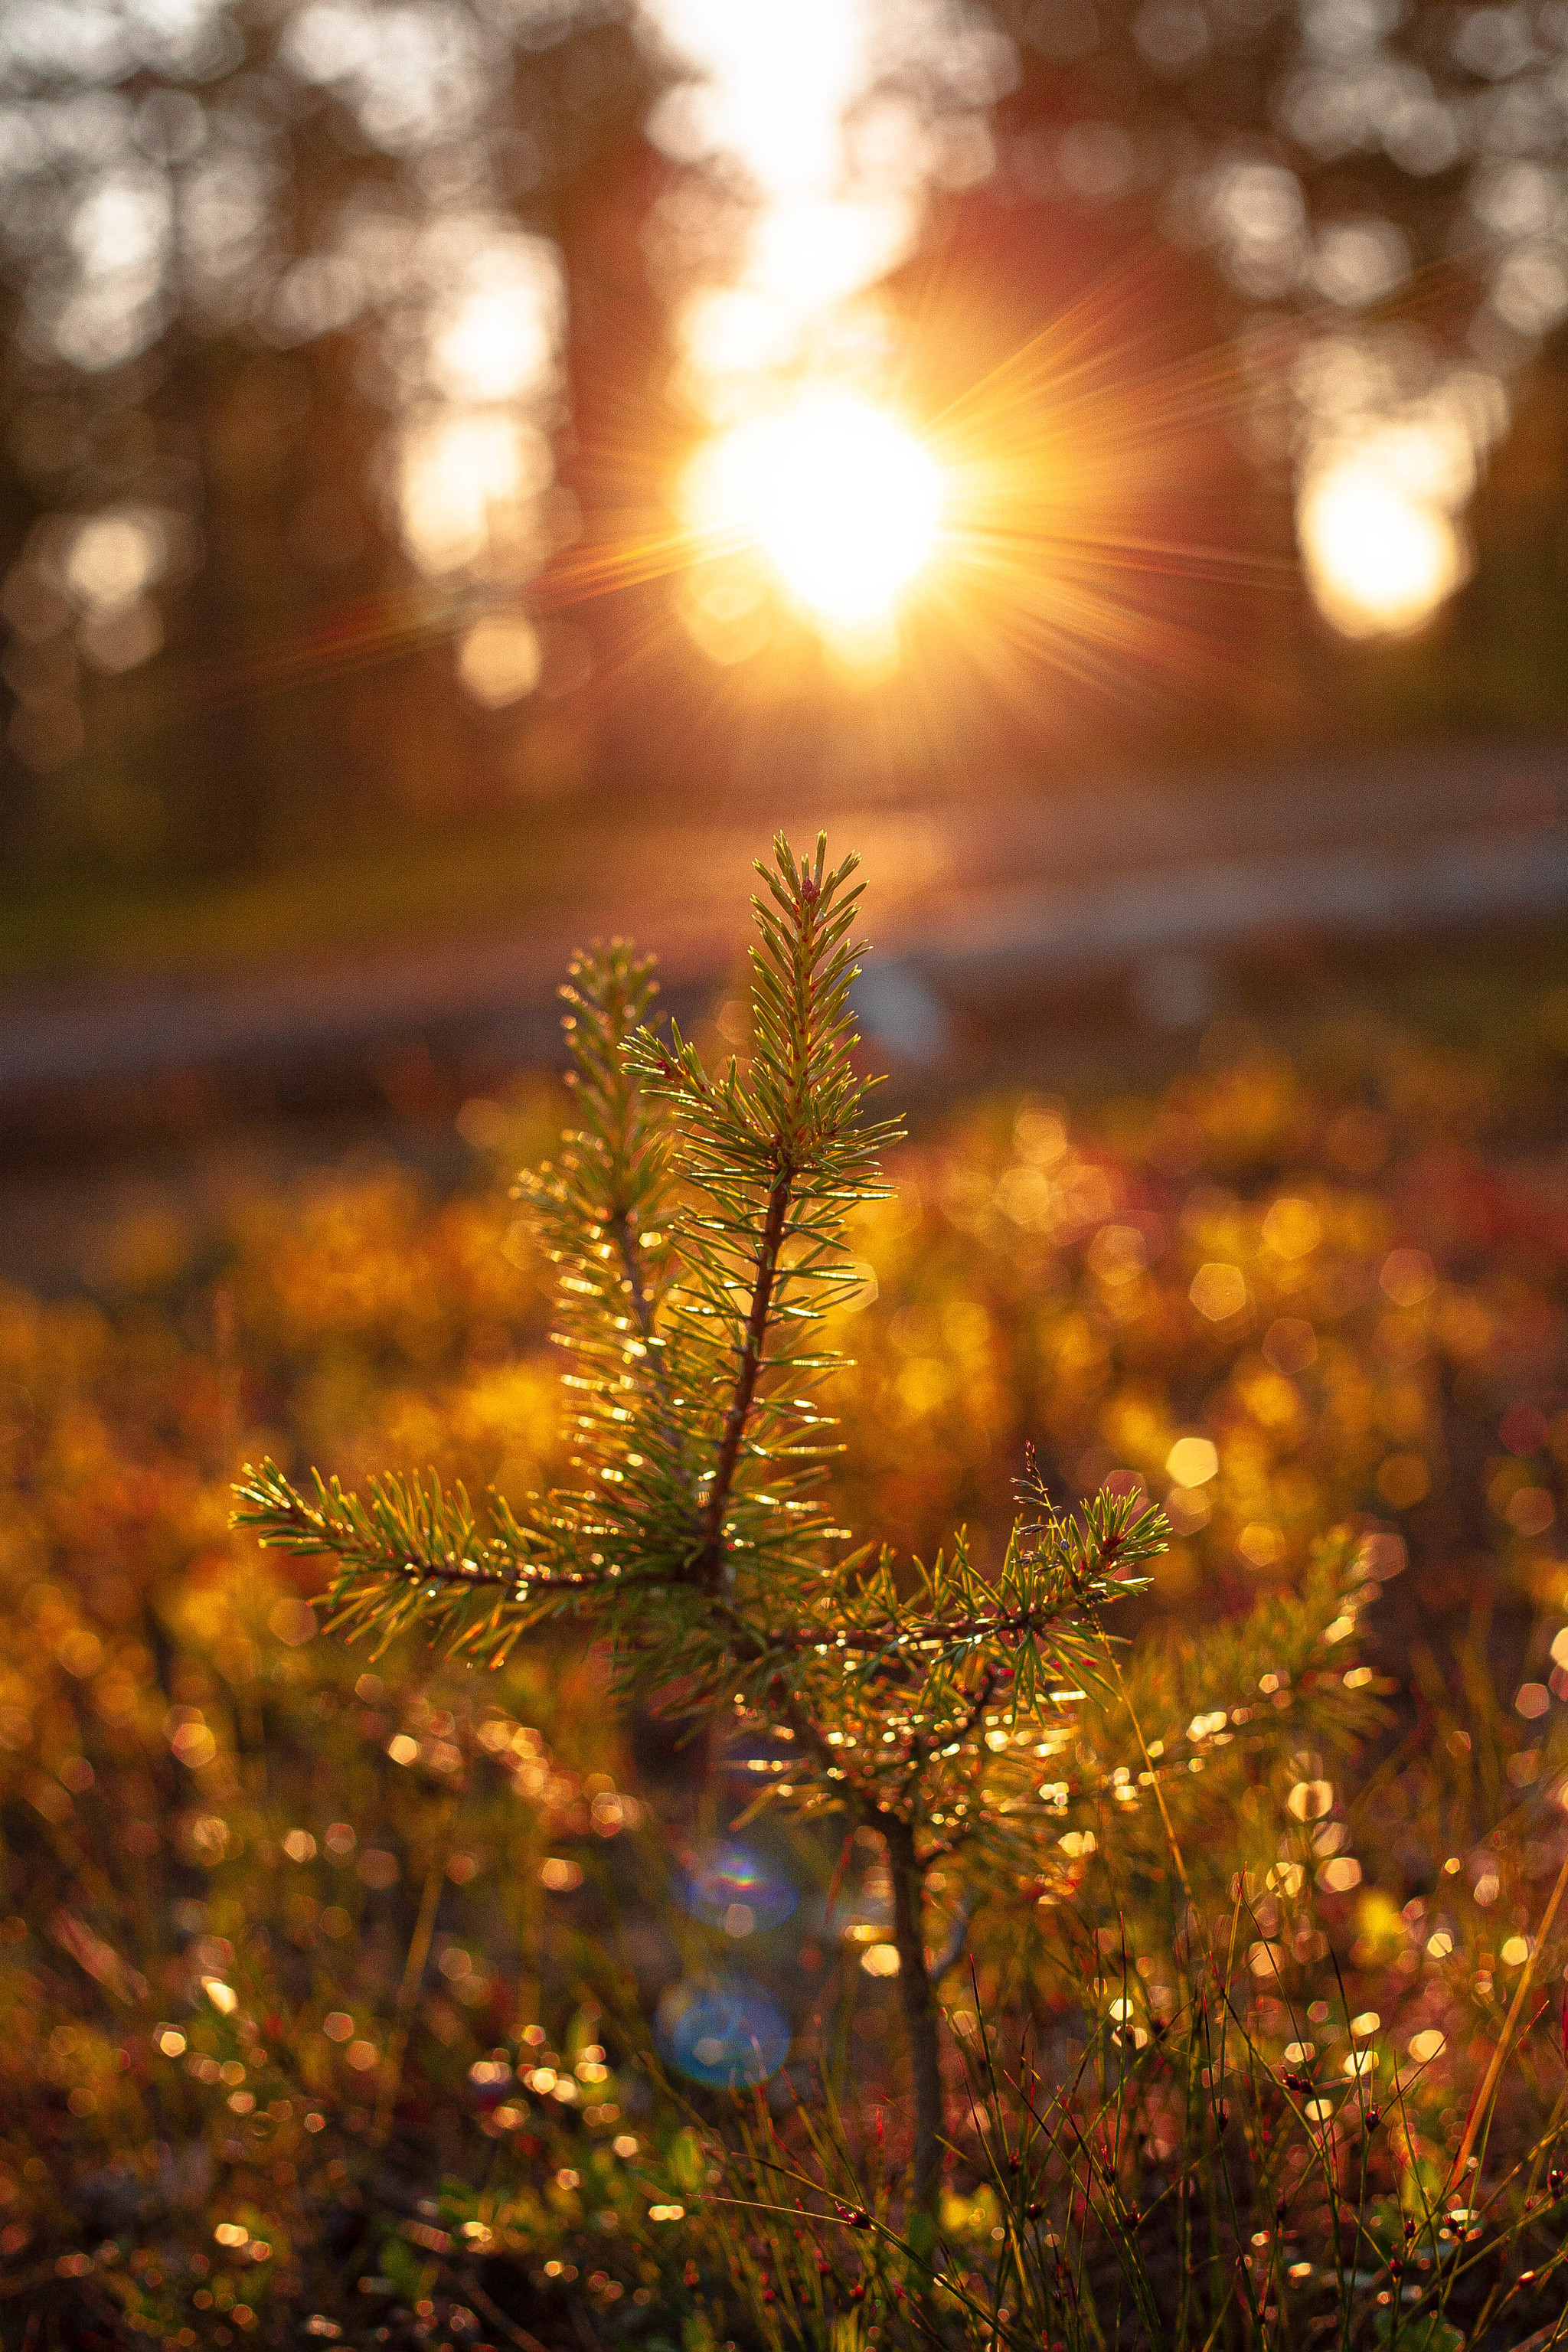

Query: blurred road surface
2;735;1565;1136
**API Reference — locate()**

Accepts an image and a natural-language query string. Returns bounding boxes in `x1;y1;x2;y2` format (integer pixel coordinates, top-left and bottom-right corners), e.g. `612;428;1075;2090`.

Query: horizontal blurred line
0;736;1564;1116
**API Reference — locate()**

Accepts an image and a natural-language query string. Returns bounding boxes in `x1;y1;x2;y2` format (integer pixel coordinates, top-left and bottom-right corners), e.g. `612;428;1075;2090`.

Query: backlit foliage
0;875;1567;2341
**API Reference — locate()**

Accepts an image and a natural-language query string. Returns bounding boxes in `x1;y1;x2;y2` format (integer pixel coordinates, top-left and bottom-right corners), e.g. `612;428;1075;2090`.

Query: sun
683;388;945;640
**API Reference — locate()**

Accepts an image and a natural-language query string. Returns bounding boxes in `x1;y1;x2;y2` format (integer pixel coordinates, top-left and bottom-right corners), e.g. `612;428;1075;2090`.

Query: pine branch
234;1459;520;1587
740;1488;1165;1692
232;1459;607;1662
622;833;900;1602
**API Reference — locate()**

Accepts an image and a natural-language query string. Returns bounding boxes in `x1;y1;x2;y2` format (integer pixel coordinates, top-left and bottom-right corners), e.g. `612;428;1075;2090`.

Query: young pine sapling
236;835;1169;2218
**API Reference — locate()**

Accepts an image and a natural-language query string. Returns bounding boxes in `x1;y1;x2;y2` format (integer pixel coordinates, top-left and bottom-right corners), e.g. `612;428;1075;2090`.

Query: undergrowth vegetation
3;851;1568;2350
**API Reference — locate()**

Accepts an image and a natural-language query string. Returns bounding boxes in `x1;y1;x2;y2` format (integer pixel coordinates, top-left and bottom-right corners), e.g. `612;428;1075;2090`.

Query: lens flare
656;1976;791;2089
683;1841;796;1935
683;389;943;639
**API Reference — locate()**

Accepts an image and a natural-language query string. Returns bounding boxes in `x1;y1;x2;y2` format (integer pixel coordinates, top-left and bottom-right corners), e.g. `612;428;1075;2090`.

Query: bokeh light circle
656;1976;791;2089
682;1841;796;1936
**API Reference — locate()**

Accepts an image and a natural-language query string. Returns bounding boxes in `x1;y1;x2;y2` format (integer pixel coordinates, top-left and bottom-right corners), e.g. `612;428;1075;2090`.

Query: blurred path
2;735;1565;1142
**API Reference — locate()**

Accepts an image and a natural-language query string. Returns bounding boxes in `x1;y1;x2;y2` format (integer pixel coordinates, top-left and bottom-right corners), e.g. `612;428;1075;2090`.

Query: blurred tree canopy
1;0;1566;918
0;0;656;885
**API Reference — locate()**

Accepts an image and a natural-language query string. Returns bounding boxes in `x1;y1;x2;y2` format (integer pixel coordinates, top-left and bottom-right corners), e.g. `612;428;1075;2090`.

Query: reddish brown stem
696;1161;791;1589
884;1815;943;2220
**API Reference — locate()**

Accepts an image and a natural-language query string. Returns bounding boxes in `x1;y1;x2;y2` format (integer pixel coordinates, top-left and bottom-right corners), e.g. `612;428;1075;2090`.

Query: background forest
2;0;1568;959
